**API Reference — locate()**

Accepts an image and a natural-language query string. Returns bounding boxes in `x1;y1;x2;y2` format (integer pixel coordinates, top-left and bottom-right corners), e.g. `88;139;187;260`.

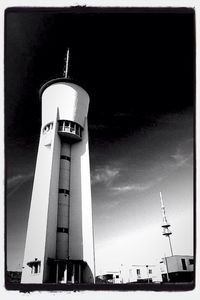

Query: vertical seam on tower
67;144;71;260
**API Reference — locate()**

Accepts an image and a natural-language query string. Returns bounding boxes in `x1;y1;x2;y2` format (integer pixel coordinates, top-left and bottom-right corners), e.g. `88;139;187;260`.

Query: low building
97;264;162;284
121;264;162;283
96;271;121;284
160;255;194;282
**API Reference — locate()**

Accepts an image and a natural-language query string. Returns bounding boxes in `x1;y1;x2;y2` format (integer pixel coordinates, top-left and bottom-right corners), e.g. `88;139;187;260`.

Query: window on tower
27;259;41;275
57;120;82;139
43;122;53;134
33;262;40;274
57;227;69;233
76;125;80;136
59;188;70;195
60;155;71;161
70;122;75;133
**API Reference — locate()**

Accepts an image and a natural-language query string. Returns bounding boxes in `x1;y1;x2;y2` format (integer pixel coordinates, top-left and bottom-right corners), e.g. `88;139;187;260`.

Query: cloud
111;182;152;194
171;139;193;168
91;166;119;186
7;175;24;187
89;124;108;131
113;112;135;118
7;173;33;197
97;137;193;196
104;199;121;210
171;152;192;168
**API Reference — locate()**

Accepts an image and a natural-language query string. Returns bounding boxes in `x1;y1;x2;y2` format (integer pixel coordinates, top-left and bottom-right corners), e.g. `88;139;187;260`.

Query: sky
5;7;195;275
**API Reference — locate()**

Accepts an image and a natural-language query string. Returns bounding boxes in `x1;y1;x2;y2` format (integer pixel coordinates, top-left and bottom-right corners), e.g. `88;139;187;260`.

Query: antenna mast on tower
160;192;173;256
64;48;70;78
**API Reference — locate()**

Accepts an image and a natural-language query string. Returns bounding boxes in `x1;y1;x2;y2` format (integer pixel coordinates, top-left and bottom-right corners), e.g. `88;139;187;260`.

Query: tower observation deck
21;51;95;284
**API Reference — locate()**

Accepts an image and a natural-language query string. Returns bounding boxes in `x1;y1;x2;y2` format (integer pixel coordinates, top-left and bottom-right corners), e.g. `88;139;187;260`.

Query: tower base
47;259;90;284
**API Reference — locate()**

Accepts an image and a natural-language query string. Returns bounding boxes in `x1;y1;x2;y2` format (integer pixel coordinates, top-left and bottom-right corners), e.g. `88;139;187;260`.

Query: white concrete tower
21;51;95;284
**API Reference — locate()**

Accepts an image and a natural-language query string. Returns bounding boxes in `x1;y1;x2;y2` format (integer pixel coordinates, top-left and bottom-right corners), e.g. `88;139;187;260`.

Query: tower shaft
56;142;71;260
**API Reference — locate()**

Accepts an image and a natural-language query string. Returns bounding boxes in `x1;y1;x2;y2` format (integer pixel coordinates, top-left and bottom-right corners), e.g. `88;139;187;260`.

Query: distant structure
160;192;173;256
159;193;195;283
97;264;162;284
127;264;162;283
21;50;95;284
120;264;162;283
160;255;194;283
96;257;194;284
96;272;121;284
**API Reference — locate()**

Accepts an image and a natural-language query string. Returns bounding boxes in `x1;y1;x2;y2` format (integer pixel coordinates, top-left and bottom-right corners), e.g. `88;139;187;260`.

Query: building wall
123;265;162;283
43;113;61;282
70;119;95;283
161;255;194;274
175;256;194;272
41;83;89;128
21;110;59;283
165;256;179;273
113;273;121;284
